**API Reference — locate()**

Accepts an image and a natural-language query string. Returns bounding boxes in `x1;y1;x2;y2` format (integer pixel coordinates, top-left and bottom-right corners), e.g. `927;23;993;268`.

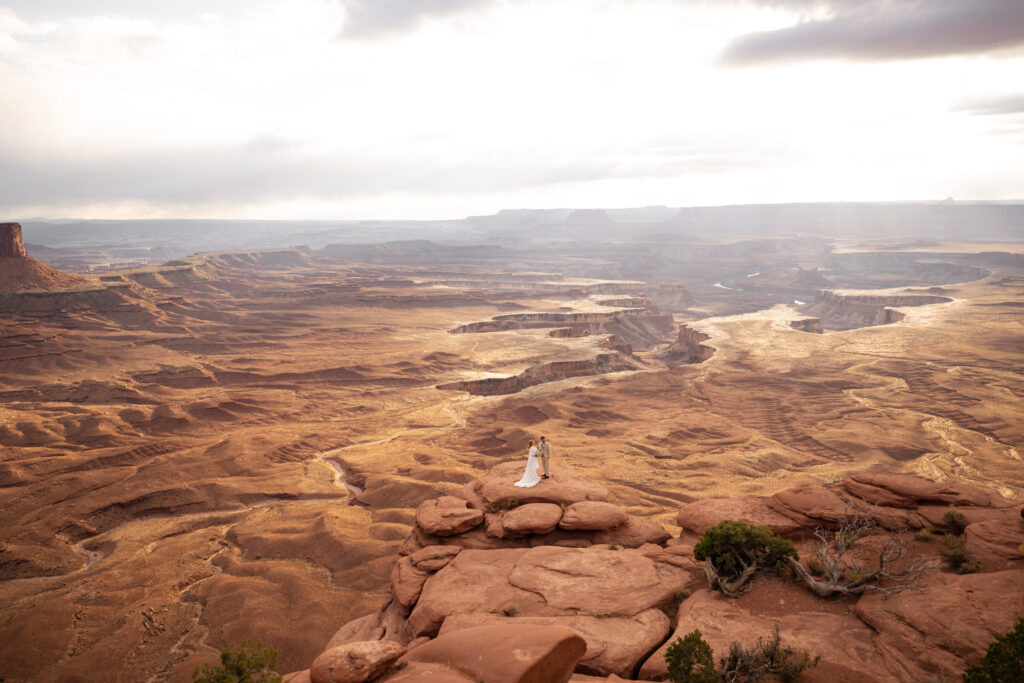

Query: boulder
326;613;384;650
409;545;462;572
400;624;587;683
440;608;670;677
415;496;484;537
559;501;628;532
465;462;610;509
592;516;670;547
502;503;564;535
310;640;405;683
675;496;805;539
965;515;1024;568
767;484;851;529
508;546;685;616
639;589;885;681
391;556;430;609
854;570;1024;680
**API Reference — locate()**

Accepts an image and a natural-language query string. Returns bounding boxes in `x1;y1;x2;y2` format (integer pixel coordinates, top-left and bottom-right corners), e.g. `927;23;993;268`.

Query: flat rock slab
407;548;541;637
401;624;587;683
384;661;474;682
639;589;885;682
508;546;685;615
675;496;805;539
466;462;610;508
503;503;564;535
559;501;628;532
842;473;1011;508
854;569;1024;680
440;608;669;678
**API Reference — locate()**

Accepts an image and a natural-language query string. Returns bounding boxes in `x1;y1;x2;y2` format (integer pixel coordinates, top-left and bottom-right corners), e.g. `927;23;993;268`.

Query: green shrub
915;528;935;542
694;520;798;585
720;625;820;682
940;536;980;574
193;641;281;683
944;506;968;535
963;616;1024;682
489;602;518;616
665;629;717;683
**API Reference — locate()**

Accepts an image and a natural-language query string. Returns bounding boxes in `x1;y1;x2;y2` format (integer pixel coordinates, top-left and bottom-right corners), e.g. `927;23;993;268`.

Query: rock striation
292;467;1024;682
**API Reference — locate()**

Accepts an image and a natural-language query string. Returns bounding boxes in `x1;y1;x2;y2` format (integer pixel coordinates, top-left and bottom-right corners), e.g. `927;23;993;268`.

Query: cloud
951;93;1024;117
334;0;491;38
720;0;1024;65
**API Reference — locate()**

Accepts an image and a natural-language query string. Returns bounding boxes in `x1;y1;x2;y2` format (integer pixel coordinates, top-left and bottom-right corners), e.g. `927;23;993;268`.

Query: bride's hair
528;440;535;447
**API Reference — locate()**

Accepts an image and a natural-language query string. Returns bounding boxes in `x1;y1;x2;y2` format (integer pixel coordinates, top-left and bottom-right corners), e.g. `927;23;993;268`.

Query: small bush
940;537;980;574
193;641;281;683
695;520;798;594
962;616;1024;682
1017;543;1024;558
915;528;935;542
720;625;820;683
608;544;621;551
805;558;825;577
500;602;518;616
944;506;968;535
665;629;717;683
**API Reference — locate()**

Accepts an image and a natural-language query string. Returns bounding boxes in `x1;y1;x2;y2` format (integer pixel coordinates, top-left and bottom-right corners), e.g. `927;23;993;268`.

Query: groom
539;436;551;479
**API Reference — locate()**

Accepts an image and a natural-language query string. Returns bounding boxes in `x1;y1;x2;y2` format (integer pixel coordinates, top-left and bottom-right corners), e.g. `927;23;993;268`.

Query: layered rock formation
291;466;1023;682
799;291;952;331
0;222;90;292
656;324;714;365
436;353;643;396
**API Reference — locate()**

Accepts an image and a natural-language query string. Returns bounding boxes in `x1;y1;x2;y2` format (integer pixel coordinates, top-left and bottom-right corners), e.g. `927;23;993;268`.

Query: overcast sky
1;0;1022;220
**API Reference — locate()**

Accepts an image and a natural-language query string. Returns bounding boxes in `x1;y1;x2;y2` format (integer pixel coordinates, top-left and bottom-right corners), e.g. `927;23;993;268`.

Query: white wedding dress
514;446;541;488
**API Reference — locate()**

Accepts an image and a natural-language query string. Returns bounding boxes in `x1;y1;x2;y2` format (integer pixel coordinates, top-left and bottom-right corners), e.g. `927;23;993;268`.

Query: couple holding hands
514;436;552;488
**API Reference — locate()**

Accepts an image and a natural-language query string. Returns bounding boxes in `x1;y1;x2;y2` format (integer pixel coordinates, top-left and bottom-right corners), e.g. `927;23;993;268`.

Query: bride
514;439;542;488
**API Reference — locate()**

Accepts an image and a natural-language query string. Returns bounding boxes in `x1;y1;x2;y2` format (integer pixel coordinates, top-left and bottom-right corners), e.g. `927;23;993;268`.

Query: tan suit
539;440;551;477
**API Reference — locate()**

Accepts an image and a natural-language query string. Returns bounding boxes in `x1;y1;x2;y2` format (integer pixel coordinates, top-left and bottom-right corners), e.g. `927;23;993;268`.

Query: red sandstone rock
310;640;405;683
0;222;27;257
326;614;385;650
409;545;461;571
400;624;587;683
502;503;563;535
508;546;685;615
415;496;483;537
464;462;610;509
406;548;541;637
391;556;430;610
639;589;885;681
842;473;1009;508
385;661;474;681
964;514;1024;567
592;516;671;547
675;496;805;539
768;483;926;531
283;671;311;683
854;570;1024;680
440;608;670;678
559;501;628;531
0;222;90;292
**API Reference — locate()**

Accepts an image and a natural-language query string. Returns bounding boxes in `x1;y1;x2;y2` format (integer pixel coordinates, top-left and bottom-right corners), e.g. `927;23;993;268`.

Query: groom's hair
540;436;546;440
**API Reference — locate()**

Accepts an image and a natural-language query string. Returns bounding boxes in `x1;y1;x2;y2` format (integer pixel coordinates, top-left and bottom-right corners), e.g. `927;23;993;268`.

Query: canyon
0;209;1022;681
